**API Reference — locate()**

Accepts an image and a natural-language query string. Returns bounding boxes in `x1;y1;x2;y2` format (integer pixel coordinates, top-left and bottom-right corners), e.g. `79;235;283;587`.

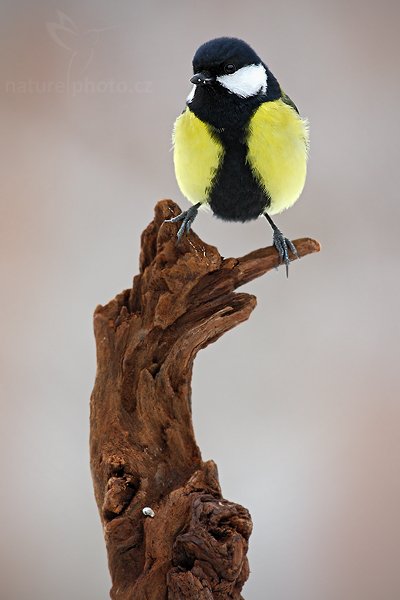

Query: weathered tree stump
90;199;320;599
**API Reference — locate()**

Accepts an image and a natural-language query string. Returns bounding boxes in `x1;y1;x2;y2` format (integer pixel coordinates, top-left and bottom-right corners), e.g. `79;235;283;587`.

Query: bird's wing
280;89;300;114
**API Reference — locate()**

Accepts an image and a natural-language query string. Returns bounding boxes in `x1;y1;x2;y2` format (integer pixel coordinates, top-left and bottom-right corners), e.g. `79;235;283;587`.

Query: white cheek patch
186;85;196;103
216;63;267;98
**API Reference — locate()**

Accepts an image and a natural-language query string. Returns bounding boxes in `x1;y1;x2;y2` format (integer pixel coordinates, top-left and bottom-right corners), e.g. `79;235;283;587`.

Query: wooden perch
90;199;320;599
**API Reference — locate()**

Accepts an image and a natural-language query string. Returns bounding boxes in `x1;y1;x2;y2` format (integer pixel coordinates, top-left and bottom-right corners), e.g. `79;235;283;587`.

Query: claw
164;203;201;243
176;221;186;242
264;213;298;277
166;213;186;224
272;228;298;278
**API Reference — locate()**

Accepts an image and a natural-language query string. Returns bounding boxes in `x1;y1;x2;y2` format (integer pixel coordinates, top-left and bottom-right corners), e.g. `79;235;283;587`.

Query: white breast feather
186;85;196;103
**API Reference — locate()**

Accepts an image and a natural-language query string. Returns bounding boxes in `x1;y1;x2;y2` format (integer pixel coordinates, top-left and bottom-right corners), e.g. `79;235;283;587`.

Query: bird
167;37;309;276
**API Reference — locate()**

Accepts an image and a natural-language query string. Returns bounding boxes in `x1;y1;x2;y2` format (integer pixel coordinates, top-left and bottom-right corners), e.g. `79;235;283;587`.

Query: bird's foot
272;229;299;277
165;203;200;242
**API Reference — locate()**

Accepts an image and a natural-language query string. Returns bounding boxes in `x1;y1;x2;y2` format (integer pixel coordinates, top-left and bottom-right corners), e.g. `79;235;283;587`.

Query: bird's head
189;37;268;101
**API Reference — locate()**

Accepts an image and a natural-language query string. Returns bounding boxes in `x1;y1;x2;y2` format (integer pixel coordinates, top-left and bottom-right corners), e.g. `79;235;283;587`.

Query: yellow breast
173;108;224;205
247;99;309;215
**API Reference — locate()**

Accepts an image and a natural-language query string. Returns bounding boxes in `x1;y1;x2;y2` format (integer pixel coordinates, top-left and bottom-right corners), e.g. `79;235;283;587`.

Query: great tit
168;37;309;275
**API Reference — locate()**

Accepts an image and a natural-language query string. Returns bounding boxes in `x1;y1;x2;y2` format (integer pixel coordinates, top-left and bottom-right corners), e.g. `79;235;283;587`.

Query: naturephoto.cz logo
5;11;152;96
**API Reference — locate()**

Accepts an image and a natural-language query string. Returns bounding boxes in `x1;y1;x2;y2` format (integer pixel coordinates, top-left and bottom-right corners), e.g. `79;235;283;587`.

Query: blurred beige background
1;1;399;599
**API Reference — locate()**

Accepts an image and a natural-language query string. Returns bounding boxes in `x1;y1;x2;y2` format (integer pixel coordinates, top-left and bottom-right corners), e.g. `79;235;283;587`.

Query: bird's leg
264;213;299;277
165;202;201;242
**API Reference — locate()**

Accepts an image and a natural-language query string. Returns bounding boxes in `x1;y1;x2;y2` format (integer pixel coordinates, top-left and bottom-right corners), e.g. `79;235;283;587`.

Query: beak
190;72;215;85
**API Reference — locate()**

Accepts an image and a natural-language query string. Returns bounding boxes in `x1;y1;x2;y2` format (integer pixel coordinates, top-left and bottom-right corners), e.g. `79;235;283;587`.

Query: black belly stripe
208;138;271;222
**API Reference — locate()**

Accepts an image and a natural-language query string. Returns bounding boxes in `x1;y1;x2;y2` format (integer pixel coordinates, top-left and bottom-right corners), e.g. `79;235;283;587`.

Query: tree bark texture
90;199;320;599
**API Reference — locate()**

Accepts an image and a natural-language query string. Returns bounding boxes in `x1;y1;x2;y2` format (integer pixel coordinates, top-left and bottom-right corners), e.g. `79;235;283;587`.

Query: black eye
224;63;236;74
